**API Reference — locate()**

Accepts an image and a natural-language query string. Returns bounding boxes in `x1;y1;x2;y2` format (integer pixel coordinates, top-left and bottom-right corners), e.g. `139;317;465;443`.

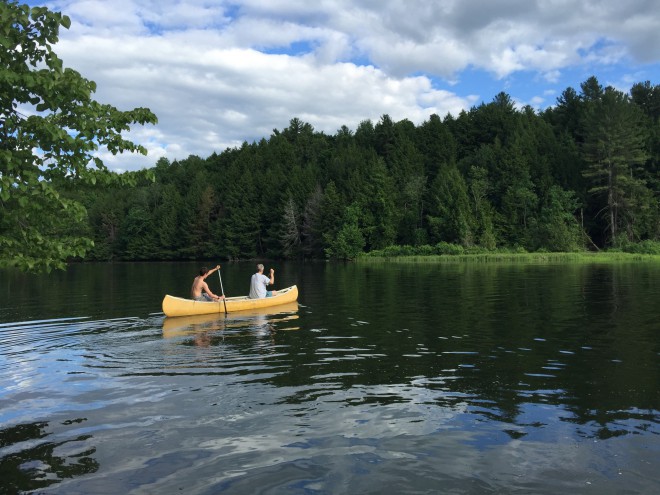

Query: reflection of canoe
162;301;300;335
162;285;298;317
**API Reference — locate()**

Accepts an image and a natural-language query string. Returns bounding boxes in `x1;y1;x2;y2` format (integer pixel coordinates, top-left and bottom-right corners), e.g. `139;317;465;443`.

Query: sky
24;0;660;172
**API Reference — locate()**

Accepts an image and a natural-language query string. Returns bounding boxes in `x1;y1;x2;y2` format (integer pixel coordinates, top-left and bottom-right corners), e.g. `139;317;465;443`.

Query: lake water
0;260;658;494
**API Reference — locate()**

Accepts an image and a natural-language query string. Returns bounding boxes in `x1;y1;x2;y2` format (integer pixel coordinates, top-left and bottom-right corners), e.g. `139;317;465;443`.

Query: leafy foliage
0;1;157;271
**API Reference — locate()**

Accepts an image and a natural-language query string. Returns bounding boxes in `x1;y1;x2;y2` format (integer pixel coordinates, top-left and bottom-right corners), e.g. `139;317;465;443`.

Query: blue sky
24;0;660;172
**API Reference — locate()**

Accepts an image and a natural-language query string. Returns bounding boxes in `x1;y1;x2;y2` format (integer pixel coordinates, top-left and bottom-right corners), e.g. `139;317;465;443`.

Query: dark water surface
0;261;658;494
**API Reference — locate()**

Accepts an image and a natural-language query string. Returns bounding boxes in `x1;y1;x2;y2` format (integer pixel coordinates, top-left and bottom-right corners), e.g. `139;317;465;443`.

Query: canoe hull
162;285;298;317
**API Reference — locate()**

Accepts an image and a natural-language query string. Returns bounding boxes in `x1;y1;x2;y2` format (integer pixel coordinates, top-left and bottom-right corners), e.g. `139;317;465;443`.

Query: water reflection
276;262;660;445
162;302;300;348
162;302;299;336
0;420;99;492
0;262;659;493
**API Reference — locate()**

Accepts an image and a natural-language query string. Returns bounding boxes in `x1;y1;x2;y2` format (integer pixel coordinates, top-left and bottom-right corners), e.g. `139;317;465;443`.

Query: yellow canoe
162;285;298;317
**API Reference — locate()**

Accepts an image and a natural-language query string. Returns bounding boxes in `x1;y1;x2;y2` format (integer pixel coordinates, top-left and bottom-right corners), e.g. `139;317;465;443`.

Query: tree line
66;76;660;261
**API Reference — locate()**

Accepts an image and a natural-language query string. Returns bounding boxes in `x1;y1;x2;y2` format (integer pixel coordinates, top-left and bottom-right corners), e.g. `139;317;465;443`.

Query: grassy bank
359;251;660;264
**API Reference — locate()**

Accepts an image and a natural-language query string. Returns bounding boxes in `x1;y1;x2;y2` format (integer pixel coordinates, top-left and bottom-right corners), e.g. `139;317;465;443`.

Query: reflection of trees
267;262;660;439
0;420;99;492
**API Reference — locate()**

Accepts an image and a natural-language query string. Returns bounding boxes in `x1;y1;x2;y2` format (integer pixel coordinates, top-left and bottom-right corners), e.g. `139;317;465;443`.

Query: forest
62;76;659;262
2;3;660;271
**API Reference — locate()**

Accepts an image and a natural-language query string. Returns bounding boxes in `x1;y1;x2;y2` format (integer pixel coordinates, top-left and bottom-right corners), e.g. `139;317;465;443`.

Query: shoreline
359;252;660;264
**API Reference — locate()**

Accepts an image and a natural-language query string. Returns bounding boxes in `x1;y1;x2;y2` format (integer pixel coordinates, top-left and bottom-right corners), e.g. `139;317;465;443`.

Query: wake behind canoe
162;284;298;317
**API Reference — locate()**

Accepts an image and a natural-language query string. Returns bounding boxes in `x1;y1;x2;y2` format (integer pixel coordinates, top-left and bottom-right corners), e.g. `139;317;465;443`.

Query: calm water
0;261;658;494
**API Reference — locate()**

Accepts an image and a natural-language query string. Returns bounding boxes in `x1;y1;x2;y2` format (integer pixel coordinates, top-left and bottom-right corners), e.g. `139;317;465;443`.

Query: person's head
256;263;264;273
199;267;209;276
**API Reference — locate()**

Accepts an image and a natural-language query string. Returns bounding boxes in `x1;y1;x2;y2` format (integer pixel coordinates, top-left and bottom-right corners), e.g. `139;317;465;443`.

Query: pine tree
581;87;650;244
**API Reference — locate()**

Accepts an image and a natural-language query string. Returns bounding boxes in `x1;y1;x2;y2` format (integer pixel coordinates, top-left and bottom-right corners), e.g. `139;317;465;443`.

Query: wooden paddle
217;265;228;314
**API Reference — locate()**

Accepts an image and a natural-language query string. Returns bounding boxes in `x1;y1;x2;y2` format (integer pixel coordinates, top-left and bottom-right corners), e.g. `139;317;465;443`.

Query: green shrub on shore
363;242;660;263
366;243;527;258
616;240;660;255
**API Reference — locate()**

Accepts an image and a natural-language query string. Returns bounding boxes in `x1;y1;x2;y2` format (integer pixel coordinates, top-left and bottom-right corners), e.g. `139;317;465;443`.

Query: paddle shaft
218;268;228;313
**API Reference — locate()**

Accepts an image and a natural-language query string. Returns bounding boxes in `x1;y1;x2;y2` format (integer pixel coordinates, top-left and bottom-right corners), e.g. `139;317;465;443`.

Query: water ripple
1;262;659;494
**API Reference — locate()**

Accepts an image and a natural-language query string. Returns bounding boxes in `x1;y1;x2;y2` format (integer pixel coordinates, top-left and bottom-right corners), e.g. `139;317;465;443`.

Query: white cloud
34;0;660;171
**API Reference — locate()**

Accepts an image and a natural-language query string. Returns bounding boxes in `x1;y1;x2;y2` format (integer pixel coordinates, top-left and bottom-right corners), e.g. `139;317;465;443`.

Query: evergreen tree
581;87;650;244
498;132;539;247
86;188;126;260
317;181;345;255
532;186;583;251
221;163;261;259
416;114;458;180
546;86;584;139
280;196;302;258
467;166;497;249
324;204;365;260
398;174;428;245
301;185;325;257
121;204;156;259
153;184;185;259
427;165;475;246
353;156;398;250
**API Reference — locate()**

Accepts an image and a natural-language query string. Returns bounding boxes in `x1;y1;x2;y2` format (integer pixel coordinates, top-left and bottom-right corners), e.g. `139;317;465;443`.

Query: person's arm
268;268;275;285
